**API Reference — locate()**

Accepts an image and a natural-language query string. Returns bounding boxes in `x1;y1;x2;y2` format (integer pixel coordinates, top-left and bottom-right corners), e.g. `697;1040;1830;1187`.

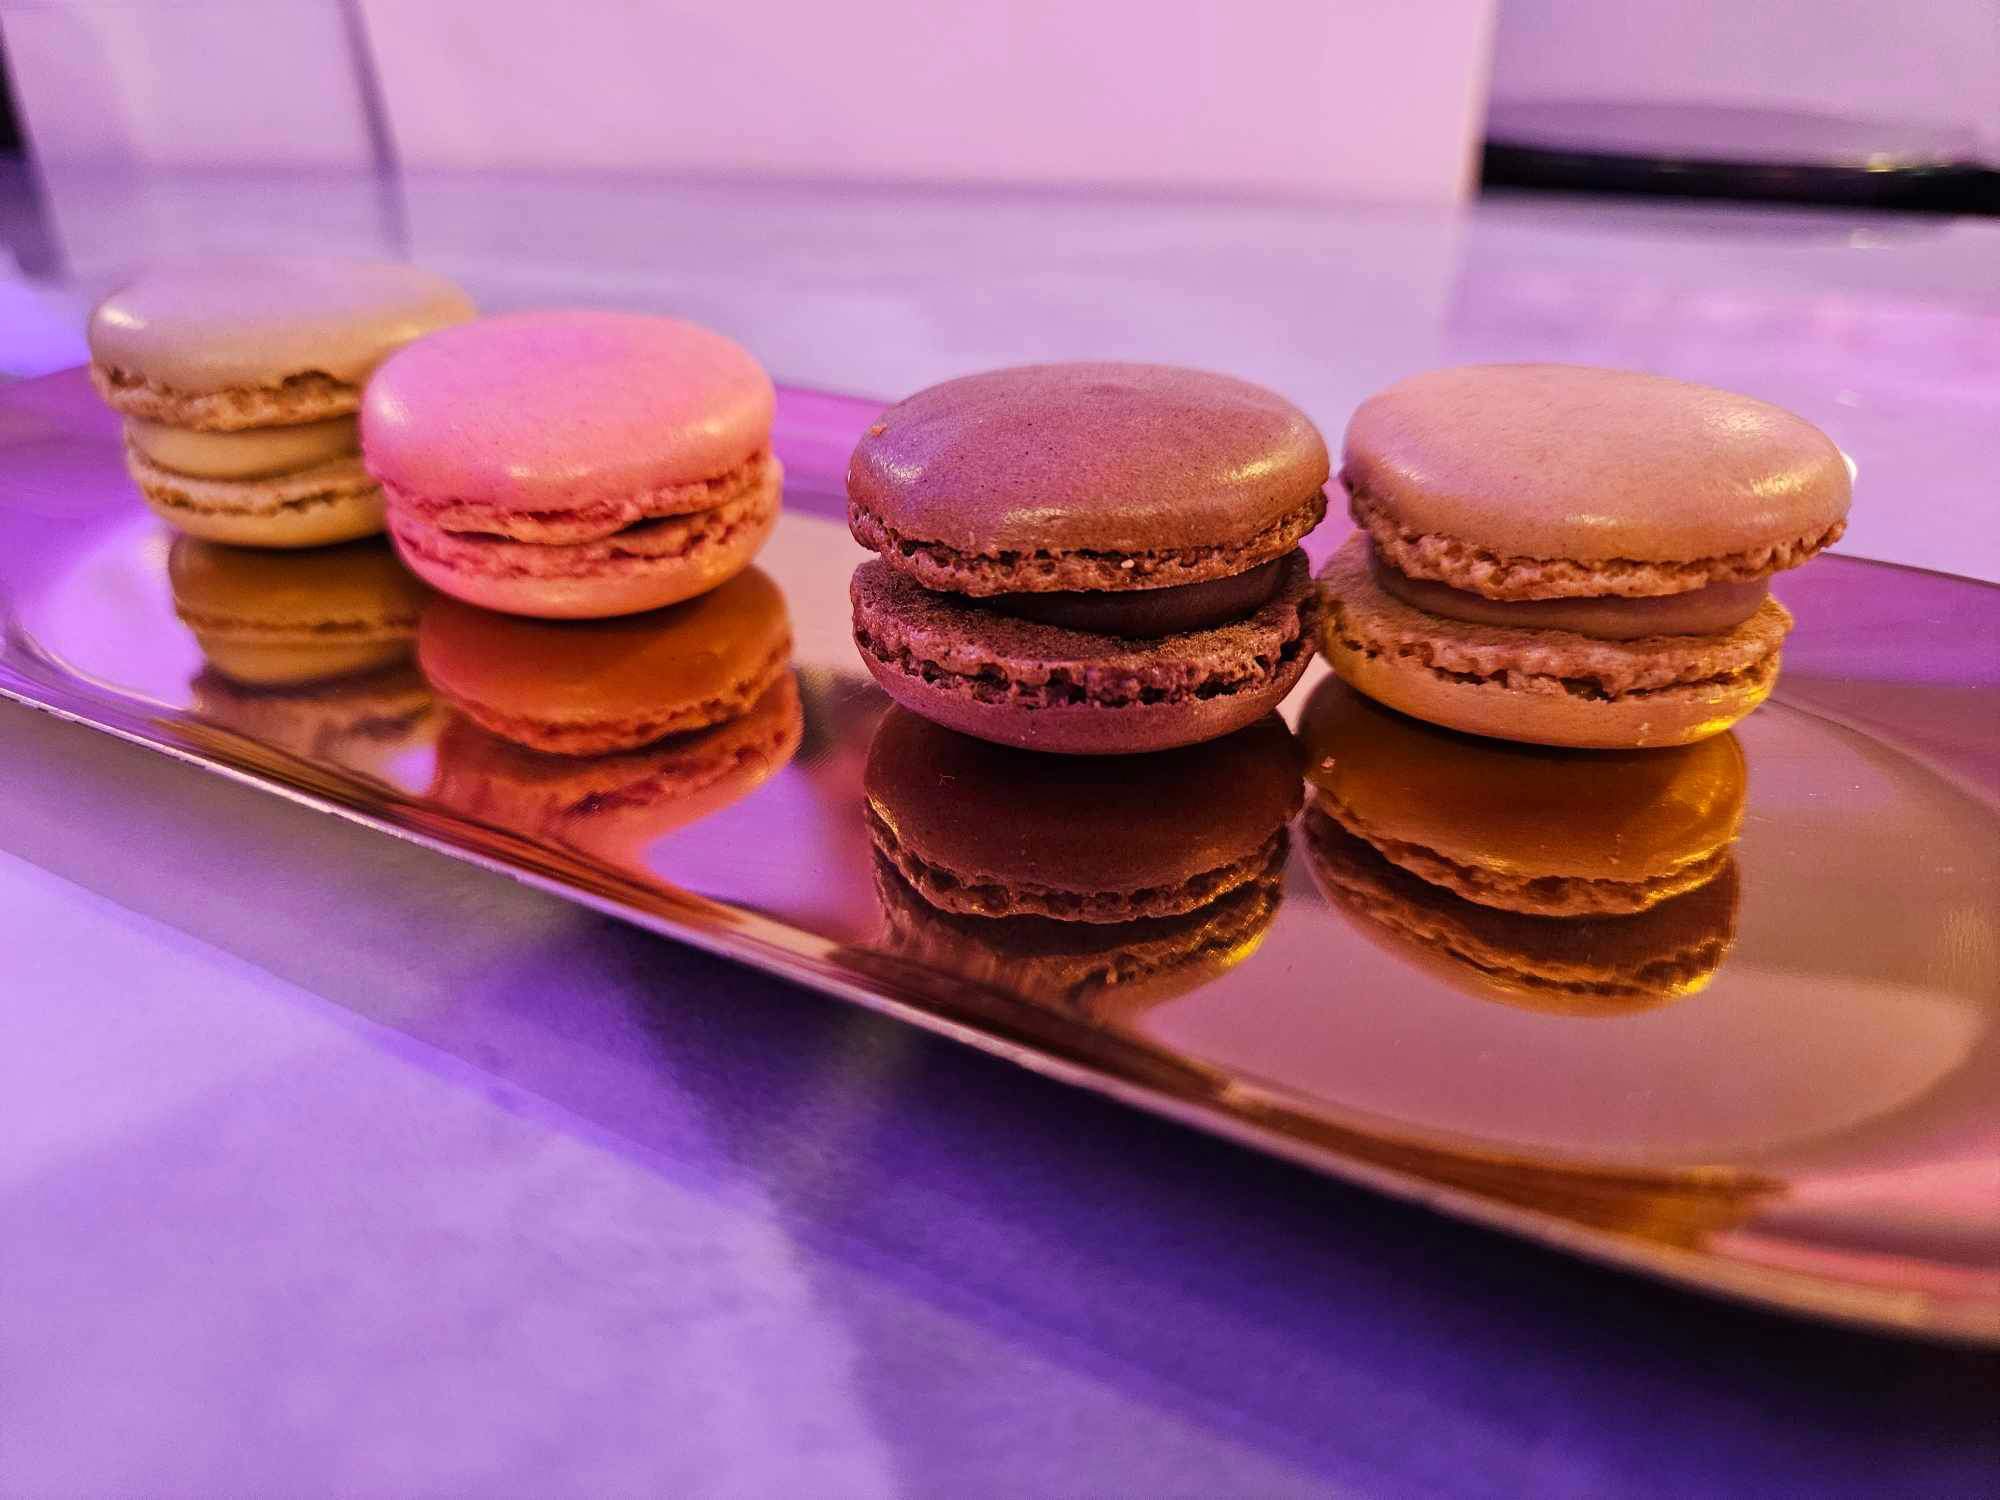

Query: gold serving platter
3;368;1996;1344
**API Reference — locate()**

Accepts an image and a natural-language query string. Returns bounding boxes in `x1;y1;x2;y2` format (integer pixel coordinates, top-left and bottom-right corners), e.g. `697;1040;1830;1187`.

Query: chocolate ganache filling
1370;547;1768;640
980;556;1286;638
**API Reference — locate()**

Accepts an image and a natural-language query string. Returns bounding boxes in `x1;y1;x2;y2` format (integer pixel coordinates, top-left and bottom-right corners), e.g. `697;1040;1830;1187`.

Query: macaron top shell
417;566;790;725
864;709;1304;895
849;362;1330;559
1298;678;1746;883
1343;364;1850;566
364;311;775;511
89;257;475;394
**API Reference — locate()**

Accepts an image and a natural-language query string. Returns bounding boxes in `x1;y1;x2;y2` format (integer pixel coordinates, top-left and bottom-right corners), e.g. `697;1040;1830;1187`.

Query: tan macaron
1320;364;1851;748
90;257;474;547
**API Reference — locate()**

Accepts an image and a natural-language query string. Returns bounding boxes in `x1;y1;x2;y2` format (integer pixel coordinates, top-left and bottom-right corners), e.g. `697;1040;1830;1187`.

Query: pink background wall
3;0;1500;203
356;0;1498;202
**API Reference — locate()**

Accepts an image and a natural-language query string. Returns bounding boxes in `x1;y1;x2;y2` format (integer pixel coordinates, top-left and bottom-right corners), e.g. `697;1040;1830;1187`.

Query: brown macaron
1320;364;1851;748
849;363;1329;754
1297;677;1746;917
863;708;1304;925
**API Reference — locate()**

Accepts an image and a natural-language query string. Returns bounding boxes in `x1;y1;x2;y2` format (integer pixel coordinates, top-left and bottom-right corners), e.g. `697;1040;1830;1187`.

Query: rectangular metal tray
4;368;1997;1344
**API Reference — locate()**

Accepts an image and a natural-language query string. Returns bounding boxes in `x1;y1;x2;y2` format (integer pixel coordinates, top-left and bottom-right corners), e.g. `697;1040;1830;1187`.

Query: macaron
416;567;791;756
366;311;780;618
89;257;475;547
168;535;431;687
1297;677;1745;917
848;363;1328;753
1304;811;1741;1015
1320;364;1852;748
863;708;1304;925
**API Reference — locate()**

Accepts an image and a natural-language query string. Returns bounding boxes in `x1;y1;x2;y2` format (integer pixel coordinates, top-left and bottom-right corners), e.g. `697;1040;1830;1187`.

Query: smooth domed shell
90;257;475;392
365;310;774;511
1342;364;1850;563
849;362;1330;555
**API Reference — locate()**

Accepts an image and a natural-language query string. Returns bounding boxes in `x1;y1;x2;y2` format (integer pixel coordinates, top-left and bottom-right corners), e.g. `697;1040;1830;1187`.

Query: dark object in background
1484;100;1997;215
0;34;23;154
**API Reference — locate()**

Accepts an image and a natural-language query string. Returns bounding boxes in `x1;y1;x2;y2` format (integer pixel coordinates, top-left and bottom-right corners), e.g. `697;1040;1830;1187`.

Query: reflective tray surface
3;368;1996;1344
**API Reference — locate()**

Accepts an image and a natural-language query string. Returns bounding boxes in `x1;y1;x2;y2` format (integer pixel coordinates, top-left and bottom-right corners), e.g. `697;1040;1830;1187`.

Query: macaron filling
1320;535;1791;702
391;478;779;579
127;416;362;480
393;449;777;547
1370;546;1770;641
1348;479;1844;601
974;557;1286;638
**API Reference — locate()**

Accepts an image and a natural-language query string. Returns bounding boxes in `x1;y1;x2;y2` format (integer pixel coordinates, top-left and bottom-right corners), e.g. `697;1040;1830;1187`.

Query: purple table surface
5;173;2000;1495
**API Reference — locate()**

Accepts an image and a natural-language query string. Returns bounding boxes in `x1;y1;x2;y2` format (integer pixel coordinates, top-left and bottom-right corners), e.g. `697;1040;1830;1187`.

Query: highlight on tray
88;258;475;548
167;535;438;769
1296;676;1745;1011
862;708;1302;1020
847;363;1328;755
1316;364;1852;749
416;567;801;861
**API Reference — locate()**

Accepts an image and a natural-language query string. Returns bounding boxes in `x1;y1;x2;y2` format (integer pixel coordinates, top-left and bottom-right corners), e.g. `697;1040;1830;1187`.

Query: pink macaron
363;310;780;618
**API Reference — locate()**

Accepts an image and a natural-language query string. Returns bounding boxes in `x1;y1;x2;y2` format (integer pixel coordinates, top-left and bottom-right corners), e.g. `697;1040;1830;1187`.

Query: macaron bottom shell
1317;536;1786;750
389;469;780;620
851;549;1320;755
131;451;387;548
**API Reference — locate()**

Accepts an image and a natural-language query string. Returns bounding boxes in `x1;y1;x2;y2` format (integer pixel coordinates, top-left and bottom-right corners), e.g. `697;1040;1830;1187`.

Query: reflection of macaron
848;363;1327;753
89;258;474;547
169;535;431;686
367;311;780;618
186;662;435;773
428;673;802;860
864;708;1304;924
1304;809;1740;1015
871;855;1283;1024
416;567;791;755
1320;365;1851;748
1298;677;1745;917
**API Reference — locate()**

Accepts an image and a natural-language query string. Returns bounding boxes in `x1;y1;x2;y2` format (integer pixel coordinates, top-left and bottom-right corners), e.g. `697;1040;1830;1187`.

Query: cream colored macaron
1320;364;1852;749
89;257;474;548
